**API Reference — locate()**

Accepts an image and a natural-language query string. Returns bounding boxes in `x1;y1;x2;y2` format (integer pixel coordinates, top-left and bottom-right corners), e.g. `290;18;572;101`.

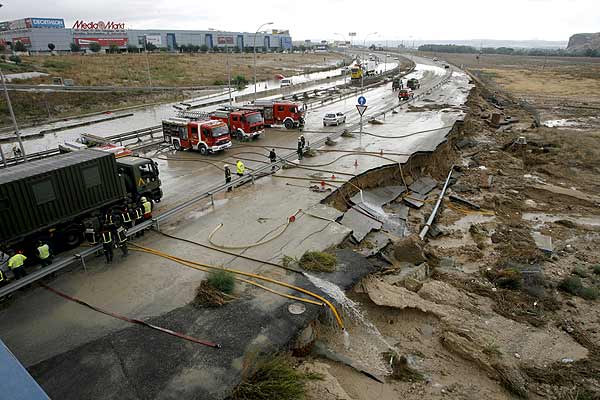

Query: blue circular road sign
358;96;366;105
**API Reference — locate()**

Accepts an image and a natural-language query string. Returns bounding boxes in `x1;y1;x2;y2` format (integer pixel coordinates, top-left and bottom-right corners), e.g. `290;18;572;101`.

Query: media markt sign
72;20;126;31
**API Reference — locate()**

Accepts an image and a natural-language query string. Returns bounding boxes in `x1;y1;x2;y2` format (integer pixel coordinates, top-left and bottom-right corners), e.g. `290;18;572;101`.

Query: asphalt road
0;54;472;399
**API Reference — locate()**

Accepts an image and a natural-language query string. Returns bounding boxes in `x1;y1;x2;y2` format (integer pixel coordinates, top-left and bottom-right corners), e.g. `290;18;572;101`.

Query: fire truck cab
211;108;265;141
246;100;305;130
162;117;232;155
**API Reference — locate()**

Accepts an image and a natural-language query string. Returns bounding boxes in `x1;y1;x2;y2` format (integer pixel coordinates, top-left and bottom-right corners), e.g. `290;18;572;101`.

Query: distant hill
567;33;600;50
367;39;567;50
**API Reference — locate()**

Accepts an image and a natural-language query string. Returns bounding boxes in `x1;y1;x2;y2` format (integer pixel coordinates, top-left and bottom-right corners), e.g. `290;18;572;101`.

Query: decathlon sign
72;20;126;31
30;18;65;29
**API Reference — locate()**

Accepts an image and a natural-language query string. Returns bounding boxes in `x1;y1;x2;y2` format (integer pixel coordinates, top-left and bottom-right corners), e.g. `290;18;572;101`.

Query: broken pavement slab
409;176;438;195
532;232;553;254
349;185;406;207
449;194;481;210
357;231;391;257
340;207;382;242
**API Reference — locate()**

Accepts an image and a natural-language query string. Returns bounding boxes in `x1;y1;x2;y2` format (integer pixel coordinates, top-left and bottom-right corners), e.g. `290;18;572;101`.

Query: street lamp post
361;31;377;93
0;67;27;163
253;22;273;102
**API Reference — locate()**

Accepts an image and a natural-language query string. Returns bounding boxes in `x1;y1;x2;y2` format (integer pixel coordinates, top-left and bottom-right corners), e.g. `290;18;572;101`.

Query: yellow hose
131;243;345;330
131;247;322;306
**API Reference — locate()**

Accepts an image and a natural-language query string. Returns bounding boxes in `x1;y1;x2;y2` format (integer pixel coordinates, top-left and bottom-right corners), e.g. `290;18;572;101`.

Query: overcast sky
1;0;597;42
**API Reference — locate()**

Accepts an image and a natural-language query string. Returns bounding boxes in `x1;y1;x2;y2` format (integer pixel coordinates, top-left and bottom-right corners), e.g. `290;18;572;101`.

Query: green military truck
0;149;162;254
407;78;421;90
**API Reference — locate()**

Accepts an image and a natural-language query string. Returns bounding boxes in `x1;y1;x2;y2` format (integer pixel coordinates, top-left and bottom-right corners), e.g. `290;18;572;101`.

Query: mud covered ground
293;67;600;399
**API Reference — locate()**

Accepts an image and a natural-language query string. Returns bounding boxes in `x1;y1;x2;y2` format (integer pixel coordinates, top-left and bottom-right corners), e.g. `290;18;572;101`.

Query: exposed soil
300;57;600;400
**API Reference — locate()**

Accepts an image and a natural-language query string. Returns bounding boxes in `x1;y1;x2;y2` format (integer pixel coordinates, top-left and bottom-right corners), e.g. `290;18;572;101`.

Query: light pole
253;22;273;102
361;31;377;93
0;67;27;163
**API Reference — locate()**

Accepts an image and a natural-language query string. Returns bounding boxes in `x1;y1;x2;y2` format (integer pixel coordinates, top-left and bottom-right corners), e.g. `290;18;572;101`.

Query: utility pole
0;67;27;162
253;22;273;102
361;31;377;93
143;37;153;91
227;43;232;106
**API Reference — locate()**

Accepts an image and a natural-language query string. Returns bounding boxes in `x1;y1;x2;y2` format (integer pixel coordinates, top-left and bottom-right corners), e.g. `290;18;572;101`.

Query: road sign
356;105;367;116
357;96;366;105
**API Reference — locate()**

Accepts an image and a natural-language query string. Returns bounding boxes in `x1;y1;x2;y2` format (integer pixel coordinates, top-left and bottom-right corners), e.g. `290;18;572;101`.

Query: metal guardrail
0;63;456;298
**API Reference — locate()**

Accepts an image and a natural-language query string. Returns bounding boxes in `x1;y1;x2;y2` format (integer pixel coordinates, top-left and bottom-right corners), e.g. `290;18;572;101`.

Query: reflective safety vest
8;254;27;270
37;244;50;260
0;270;5;282
122;212;132;223
116;226;127;243
134;208;143;220
142;201;152;215
236;161;245;175
102;231;113;244
85;228;98;244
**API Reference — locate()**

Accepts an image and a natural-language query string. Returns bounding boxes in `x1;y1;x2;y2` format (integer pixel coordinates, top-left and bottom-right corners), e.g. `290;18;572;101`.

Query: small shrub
281;255;298;269
213;79;225;85
8;55;21;64
495;268;522;290
483;342;502;358
592;264;600;275
299;251;336;272
559;276;583;296
192;280;231;308
572;266;588;278
579;287;599;301
232;353;321;400
207;269;235;294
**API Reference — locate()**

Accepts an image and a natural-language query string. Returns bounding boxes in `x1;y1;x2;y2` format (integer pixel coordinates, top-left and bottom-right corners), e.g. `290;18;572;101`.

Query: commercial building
0;17;293;52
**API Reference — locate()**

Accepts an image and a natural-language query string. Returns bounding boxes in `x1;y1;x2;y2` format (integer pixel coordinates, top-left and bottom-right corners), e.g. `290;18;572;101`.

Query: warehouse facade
0;17;293;52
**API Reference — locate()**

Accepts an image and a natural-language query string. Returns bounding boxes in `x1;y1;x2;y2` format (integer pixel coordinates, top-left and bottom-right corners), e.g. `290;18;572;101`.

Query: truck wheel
199;145;208;155
284;120;294;130
173;140;181;151
63;227;83;248
237;131;244;141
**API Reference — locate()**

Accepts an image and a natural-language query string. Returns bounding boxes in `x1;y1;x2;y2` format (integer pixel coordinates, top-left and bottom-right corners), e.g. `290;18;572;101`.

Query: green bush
8;55;21;64
592;264;600;275
213;79;225;86
299;251;336;272
207;269;235;294
580;287;599;301
572;266;588;278
232;354;321;400
495;268;522;290
558;276;583;295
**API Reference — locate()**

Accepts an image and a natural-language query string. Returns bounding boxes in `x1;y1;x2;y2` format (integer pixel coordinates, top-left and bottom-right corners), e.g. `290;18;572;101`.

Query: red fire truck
162;117;232;154
178;108;264;141
243;100;305;129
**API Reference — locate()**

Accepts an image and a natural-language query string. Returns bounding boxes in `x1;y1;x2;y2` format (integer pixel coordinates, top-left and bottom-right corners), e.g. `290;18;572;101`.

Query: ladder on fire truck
176;110;211;121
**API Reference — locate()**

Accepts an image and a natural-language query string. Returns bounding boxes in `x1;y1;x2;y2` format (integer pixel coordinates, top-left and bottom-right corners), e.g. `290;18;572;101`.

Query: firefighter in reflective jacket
236;160;245;176
8;251;27;279
0;269;6;287
101;228;114;264
141;197;152;220
37;241;52;267
113;225;129;258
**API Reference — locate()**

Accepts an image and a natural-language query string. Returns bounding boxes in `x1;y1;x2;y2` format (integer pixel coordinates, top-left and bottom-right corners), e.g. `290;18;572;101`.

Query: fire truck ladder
176;110;211;120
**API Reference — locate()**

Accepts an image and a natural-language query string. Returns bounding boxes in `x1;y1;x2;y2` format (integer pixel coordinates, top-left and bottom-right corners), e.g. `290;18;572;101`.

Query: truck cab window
191;126;198;135
138;163;154;179
232;116;238;122
290;106;297;113
277;106;284;112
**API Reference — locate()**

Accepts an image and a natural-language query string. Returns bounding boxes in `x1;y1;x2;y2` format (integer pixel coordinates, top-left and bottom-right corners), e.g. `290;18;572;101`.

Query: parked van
280;78;293;87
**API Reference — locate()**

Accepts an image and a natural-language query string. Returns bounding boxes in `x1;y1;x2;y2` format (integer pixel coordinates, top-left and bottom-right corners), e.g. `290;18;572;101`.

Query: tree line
418;44;600;58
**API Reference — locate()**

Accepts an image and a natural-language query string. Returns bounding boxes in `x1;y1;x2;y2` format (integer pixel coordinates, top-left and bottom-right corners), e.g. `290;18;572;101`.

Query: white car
323;112;346;126
280;78;293;87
